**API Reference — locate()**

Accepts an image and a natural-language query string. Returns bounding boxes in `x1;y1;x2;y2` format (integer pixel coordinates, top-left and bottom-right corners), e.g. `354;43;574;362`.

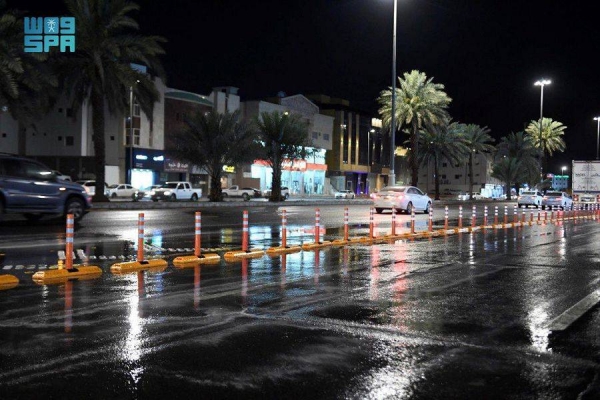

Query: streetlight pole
534;79;550;179
389;0;397;186
594;117;600;160
128;85;133;185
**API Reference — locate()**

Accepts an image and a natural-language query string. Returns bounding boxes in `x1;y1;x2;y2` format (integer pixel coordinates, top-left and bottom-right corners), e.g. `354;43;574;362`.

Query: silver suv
0;154;91;221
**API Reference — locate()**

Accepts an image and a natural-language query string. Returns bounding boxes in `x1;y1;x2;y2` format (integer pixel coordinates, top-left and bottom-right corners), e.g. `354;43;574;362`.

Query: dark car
0;154;91;221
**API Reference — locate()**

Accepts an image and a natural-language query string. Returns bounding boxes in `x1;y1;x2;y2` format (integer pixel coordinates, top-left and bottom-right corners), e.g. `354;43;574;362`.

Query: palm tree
254;110;310;202
525;117;566;176
378;70;451;187
494;131;541;195
168;110;258;202
459;124;495;200
58;0;166;202
491;157;521;201
417;121;468;200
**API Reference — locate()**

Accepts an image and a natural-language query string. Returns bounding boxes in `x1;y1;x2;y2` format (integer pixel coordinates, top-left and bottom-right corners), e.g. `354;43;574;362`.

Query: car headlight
150;190;156;195
164;191;171;195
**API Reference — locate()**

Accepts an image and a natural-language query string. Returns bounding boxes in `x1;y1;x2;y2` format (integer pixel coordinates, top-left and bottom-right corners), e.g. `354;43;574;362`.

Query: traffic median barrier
224;210;265;262
173;212;220;266
0;274;18;290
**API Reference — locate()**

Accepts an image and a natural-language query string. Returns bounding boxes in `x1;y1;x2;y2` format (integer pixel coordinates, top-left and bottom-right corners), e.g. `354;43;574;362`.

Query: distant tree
168;110;258;202
57;0;166;202
253;110;311;202
494;131;541;195
525;117;566;176
459;124;495;200
378;70;451;187
417;121;468;200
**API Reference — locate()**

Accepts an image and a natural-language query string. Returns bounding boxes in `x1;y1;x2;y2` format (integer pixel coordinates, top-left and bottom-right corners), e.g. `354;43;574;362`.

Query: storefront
252;158;327;195
126;148;165;190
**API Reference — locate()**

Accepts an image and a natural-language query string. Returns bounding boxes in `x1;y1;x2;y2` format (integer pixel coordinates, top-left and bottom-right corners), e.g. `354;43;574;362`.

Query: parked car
335;190;355;199
221;186;260;201
53;170;71;181
372;185;432;214
133;185;162;201
541;191;573;210
106;183;137;200
0;154;91;221
517;190;543;208
146;181;202;201
457;192;484;201
263;186;290;200
76;180;109;197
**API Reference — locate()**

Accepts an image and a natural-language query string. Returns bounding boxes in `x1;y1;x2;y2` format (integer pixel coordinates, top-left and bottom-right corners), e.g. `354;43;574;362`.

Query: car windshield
381;186;406;193
522;191;536;195
545;192;562;197
162;183;179;189
108;184;118;188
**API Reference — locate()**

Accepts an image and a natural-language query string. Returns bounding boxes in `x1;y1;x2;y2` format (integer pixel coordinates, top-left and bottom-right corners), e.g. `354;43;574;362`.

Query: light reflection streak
392;241;408;328
64;281;73;334
121;271;146;383
241;259;248;305
528;305;552;353
194;265;201;310
369;246;380;301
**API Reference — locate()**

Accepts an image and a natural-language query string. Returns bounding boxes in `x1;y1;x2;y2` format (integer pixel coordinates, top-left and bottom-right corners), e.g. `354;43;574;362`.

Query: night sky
13;0;600;173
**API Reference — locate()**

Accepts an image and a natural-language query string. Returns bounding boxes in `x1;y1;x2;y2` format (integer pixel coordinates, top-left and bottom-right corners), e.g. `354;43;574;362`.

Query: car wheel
191;193;198;201
406;202;413;215
424;201;431;214
242;193;250;201
284;193;289;200
111;193;117;199
351;194;355;199
170;194;177;201
23;213;43;222
518;204;522;208
132;194;138;202
222;193;228;198
65;197;85;222
375;208;383;214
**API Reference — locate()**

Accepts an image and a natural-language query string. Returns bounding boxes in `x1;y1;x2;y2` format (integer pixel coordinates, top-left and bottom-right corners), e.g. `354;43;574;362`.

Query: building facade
306;94;390;195
241;94;334;195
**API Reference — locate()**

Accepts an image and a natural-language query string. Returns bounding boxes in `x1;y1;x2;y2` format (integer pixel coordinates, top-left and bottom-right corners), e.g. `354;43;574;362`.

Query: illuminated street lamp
594;117;600;160
534;79;550;178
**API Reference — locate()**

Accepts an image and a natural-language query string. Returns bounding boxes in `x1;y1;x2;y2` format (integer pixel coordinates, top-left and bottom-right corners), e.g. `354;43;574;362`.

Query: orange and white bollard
504;206;508;226
428;206;433;232
391;207;397;236
410;208;415;234
484;206;488;227
530;211;534;225
494;206;498;226
458;205;463;229
471;205;476;228
243;210;250;251
137;212;145;261
513;205;518;224
65;213;74;270
444;206;448;230
344;207;349;241
194;212;202;257
315;208;321;244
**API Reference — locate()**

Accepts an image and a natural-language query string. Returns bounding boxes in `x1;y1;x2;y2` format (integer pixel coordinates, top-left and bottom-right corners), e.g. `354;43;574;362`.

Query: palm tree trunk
208;168;222;202
91;90;108;202
270;146;283;201
505;183;511;201
468;152;474;200
434;155;440;200
410;121;419;187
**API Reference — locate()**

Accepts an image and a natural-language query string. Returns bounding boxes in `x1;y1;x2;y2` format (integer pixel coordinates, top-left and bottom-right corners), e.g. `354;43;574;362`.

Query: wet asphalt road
1;204;600;399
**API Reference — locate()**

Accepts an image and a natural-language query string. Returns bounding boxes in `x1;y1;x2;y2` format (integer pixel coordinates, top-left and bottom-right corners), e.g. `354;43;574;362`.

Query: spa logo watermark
24;17;75;53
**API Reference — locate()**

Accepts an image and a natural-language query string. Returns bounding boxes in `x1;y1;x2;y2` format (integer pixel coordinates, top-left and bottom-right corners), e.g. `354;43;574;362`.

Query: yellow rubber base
301;241;332;250
32;266;102;284
266;246;302;256
110;258;168;273
0;274;18;290
173;253;221;267
223;249;265;262
331;239;348;246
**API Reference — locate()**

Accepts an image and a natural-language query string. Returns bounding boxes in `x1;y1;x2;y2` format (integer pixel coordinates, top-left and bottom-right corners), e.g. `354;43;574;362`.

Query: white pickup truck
148;181;202;201
221;185;259;201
